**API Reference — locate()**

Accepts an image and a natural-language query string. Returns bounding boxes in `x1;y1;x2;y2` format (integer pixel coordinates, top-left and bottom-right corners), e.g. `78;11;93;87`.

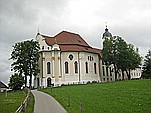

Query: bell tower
102;22;112;39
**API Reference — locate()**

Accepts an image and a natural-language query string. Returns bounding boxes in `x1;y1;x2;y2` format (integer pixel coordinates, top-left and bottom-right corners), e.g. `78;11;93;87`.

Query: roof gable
0;81;8;88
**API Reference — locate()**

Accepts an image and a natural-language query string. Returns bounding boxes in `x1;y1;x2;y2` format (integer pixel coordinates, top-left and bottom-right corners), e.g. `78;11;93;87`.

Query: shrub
92;81;97;84
87;81;91;84
8;73;24;90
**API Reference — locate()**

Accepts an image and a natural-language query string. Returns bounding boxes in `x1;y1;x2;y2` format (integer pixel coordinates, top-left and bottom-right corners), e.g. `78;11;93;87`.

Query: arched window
65;62;69;74
85;62;88;73
47;62;51;74
74;61;78;73
94;63;97;74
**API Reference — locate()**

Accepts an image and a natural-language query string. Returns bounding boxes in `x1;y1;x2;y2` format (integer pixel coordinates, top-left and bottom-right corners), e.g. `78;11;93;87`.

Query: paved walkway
31;90;67;113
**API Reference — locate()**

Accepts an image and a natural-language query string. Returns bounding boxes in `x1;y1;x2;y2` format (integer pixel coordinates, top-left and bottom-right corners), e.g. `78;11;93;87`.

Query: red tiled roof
41;31;102;57
42;31;90;47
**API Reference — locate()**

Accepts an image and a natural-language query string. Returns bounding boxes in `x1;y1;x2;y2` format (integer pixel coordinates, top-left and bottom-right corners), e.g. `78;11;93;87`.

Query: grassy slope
26;92;35;113
0;90;26;113
40;80;151;113
0;90;34;113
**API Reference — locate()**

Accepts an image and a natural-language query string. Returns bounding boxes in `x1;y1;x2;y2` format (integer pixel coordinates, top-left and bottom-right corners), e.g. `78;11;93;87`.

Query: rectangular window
106;67;108;76
94;63;97;74
42;46;44;50
103;66;105;76
107;78;109;81
110;67;112;76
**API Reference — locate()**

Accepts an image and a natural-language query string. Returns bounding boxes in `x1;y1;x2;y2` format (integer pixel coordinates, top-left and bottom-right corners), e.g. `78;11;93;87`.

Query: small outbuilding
0;81;8;92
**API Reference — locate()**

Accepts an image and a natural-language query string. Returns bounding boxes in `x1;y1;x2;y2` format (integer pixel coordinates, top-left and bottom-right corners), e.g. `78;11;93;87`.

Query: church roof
43;31;90;47
60;45;102;56
41;31;102;57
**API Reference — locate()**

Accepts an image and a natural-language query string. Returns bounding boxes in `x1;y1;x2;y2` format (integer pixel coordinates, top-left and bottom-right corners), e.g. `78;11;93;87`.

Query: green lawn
0;90;34;113
40;79;151;113
0;90;26;113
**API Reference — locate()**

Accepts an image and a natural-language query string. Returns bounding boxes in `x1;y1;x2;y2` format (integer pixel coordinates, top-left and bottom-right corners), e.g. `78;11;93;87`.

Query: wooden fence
15;89;31;113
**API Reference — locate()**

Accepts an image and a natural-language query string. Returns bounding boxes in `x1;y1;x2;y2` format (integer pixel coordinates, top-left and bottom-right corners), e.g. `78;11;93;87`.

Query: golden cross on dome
105;22;107;29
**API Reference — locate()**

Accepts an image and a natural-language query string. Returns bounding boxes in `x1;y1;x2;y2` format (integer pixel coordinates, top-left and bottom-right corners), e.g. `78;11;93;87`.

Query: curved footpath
31;90;67;113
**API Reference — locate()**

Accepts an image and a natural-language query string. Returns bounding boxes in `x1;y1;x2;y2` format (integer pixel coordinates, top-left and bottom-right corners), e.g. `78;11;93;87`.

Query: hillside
40;80;151;113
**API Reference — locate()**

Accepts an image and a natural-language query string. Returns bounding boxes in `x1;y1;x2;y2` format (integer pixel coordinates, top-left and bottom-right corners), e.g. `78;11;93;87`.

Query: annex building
34;28;141;88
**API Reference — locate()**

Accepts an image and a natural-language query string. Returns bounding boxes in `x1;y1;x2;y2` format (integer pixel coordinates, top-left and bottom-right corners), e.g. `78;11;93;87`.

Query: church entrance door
37;78;40;87
47;77;51;87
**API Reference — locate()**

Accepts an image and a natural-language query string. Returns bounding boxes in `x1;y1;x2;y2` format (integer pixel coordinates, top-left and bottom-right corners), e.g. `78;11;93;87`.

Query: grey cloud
0;1;38;45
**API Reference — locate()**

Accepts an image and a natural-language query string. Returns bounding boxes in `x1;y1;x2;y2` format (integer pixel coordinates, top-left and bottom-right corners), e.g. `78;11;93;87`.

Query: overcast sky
0;0;151;84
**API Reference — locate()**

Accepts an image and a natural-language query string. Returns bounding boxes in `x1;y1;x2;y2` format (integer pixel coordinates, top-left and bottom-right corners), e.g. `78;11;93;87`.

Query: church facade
34;31;103;87
34;29;141;88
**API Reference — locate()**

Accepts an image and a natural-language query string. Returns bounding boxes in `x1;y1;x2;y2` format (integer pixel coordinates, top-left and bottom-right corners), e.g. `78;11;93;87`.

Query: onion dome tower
102;24;112;39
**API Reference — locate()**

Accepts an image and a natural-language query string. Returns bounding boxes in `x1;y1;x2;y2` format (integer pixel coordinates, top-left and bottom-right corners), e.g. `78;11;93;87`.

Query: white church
34;28;141;88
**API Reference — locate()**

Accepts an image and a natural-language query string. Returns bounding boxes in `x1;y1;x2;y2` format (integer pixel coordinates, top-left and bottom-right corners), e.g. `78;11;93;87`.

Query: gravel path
31;90;67;113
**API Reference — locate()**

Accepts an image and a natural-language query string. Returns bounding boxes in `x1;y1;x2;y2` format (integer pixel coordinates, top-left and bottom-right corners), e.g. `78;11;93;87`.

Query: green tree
8;73;25;90
142;50;151;78
125;44;142;79
114;36;128;80
102;37;118;79
102;36;141;80
10;39;40;87
102;36;128;80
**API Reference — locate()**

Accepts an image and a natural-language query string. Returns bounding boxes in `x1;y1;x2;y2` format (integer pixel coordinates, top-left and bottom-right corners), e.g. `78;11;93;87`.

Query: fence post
80;102;82;113
59;91;61;100
22;102;25;112
67;94;70;107
15;88;31;113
